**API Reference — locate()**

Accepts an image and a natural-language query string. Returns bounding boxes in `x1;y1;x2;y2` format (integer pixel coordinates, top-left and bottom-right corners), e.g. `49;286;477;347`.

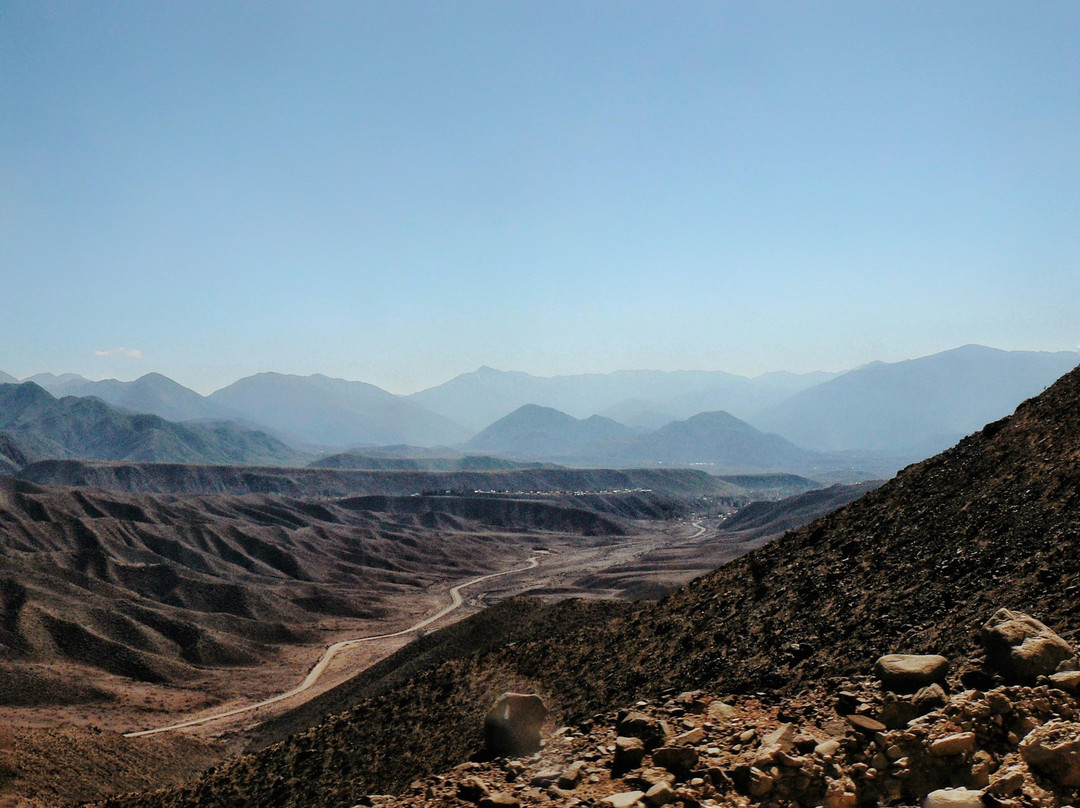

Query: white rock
602;791;646;808
922;787;984;808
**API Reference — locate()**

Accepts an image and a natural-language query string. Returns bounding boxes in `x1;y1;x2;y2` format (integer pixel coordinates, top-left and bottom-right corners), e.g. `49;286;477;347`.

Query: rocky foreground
363;611;1080;808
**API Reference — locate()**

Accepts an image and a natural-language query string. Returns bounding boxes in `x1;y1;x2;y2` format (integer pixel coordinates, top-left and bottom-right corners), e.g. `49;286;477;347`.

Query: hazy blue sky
2;2;1077;394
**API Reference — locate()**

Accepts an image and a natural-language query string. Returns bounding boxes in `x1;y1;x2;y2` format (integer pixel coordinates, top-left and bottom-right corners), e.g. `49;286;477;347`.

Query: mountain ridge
0;382;308;467
207;372;470;449
755;344;1080;454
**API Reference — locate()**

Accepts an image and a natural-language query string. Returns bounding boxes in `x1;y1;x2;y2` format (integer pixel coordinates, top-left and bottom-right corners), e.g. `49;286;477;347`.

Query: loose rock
929;732;976;757
614;736;646;771
601;791;645;808
922;787;984;808
874;654;949;693
651;746;699;777
980;609;1074;681
1019;719;1080;786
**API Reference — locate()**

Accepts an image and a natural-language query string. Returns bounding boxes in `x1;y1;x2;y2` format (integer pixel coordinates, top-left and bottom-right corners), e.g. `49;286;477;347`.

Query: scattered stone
913;683;948;712
617;712;666;748
530;768;562;787
484;693;548;757
758;723;795;756
601;790;646;808
614;736;647;770
929;732;976;757
1019;719;1080;786
457;777;490;802
987;765;1026;795
644;781;676;806
478;794;520;808
708;701;737;722
746;767;773;797
636;767;676;787
815;739;842;757
822;778;858;808
922;787;984;808
558;761;586;790
652;746;699;776
874;654;949;692
981;609;1074;681
674;727;705;745
845;714;887;734
354;612;1080;808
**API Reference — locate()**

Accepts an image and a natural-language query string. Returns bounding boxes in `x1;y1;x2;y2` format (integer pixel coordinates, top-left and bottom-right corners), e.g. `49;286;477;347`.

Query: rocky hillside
86;365;1080;807
353;621;1080;808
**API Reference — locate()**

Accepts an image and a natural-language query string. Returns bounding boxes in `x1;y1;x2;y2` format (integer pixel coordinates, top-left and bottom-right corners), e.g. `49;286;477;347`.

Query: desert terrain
0;462;870;807
50;361;1080;808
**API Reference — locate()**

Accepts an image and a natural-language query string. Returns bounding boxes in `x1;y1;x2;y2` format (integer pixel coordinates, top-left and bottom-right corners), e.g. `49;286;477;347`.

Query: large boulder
483;692;548;757
874;654;949;692
980;609;1074;681
1019;720;1080;786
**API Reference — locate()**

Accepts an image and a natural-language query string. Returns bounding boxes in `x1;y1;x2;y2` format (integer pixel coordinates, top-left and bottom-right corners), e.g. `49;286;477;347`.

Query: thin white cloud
93;347;144;359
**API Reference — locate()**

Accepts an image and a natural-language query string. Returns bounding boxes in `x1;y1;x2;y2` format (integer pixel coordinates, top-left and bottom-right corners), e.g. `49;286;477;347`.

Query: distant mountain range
0;382;308;466
2;345;1076;472
409;366;835;431
46;372;236;423
207;372;471;448
466;404;845;475
754;344;1080;454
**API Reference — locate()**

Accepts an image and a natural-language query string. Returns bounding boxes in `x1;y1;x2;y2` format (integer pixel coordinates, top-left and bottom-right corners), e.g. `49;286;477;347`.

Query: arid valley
4;5;1078;807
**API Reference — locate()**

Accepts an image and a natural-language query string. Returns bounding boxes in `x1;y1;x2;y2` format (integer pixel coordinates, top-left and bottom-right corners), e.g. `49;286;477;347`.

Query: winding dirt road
125;553;545;738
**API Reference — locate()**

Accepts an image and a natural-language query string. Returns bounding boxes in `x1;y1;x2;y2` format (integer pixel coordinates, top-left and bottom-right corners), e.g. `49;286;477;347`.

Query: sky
2;2;1078;395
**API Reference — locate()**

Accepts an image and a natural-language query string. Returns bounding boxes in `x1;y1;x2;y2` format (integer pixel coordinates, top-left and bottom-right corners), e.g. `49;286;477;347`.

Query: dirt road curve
124;553;546;738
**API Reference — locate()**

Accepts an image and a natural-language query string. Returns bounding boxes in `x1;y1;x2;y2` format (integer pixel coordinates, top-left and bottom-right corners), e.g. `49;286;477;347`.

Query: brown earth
84;363;1080;807
0;462;865;807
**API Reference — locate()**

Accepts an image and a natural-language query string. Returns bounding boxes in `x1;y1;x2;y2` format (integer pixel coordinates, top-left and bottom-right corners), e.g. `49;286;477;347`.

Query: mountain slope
62;373;236;423
0;383;307;466
208;373;469;448
465;404;636;458
0;432;30;474
103;363;1080;807
467;406;844;475
755;344;1080;453
21;372;90;396
618;410;826;472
